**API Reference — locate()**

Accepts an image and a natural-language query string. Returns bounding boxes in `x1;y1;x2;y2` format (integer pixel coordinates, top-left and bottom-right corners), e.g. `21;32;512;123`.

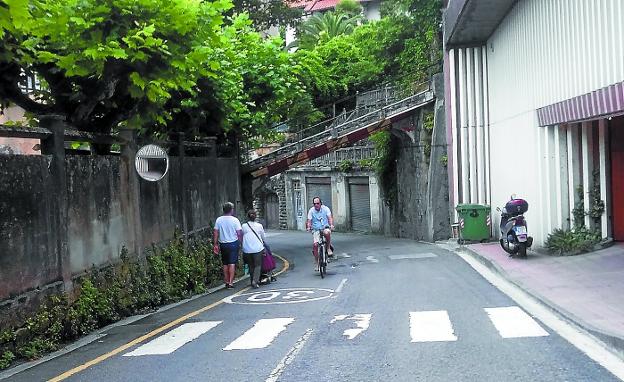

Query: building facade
254;145;384;233
444;0;624;245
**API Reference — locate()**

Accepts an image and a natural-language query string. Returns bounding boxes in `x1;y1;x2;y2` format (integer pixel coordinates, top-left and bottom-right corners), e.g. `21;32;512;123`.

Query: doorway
610;116;624;240
265;193;279;230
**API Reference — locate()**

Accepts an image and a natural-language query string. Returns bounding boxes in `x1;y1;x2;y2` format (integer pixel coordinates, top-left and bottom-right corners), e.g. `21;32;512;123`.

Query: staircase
242;81;435;178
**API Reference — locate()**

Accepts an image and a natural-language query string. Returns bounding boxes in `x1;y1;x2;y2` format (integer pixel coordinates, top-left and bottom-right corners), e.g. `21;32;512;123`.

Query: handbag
246;223;276;272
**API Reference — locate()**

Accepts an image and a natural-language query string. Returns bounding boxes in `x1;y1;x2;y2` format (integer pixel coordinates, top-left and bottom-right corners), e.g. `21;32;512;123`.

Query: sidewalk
459;241;624;354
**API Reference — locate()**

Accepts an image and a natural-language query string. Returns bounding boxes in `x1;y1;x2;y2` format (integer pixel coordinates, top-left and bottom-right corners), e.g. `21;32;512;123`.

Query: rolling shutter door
349;178;371;232
306;177;332;213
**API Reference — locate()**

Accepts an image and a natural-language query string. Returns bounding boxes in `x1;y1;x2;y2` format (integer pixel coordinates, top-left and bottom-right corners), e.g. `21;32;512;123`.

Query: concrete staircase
242;82;435;178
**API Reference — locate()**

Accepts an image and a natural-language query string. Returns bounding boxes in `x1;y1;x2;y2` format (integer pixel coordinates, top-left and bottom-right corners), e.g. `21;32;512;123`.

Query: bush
545;227;601;255
0;228;227;370
338;159;354;172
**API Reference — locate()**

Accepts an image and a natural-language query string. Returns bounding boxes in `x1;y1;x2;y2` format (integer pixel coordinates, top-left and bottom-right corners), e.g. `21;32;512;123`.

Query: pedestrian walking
241;209;266;289
213;202;243;289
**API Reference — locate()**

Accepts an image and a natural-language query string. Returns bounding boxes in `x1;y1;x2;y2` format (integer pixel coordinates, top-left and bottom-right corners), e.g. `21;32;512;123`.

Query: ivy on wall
370;130;398;207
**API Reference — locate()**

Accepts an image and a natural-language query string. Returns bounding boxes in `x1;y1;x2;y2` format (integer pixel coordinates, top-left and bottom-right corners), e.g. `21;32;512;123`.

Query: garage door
349;178;371;232
306;177;332;214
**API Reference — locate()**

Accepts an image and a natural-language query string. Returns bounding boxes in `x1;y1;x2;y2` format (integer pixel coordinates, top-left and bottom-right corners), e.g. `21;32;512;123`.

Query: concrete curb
449;242;624;357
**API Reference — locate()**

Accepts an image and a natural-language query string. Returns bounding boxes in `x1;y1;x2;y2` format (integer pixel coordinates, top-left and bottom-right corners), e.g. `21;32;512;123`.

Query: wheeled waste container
455;204;491;244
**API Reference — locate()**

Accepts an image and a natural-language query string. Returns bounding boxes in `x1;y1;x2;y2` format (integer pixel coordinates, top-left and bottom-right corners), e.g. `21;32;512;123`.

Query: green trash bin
455;204;491;244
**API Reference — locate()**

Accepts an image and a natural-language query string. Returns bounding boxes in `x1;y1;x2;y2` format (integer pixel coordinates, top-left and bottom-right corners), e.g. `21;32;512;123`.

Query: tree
228;0;303;31
335;0;362;17
0;0;232;133
293;11;360;50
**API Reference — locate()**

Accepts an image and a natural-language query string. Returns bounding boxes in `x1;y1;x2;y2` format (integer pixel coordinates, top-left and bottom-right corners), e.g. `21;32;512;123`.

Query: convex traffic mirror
135;144;169;181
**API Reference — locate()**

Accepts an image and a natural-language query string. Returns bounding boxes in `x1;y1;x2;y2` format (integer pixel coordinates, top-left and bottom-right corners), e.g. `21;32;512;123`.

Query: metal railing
301;146;378;168
243;81;434;172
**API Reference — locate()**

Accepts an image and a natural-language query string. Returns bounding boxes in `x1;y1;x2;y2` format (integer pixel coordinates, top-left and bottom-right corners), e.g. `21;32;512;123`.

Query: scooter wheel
517;243;527;258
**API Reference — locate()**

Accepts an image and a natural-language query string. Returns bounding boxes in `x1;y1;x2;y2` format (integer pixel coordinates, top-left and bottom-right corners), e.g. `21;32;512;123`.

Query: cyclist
306;196;334;270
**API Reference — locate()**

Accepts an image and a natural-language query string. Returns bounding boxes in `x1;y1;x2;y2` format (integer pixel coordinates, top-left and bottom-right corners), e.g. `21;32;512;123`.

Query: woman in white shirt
242;209;266;289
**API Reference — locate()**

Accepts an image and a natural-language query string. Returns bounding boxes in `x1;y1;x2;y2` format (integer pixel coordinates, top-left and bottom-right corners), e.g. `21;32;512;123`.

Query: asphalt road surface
6;231;622;382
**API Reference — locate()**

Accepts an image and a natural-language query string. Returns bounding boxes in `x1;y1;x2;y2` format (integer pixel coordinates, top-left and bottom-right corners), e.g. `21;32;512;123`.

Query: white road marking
366;256;379;263
331;314;372;339
334;278;348;293
389;253;437;260
265;329;313;382
224;288;334;305
485;307;549;338
450;247;624;380
338;252;351;258
124;321;222;356
409;311;458;342
224;318;294;350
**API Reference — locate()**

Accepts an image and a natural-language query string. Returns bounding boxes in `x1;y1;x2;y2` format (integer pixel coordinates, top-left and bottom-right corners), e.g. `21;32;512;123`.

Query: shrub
0;228;227;370
545;227;601;255
338;159;354;172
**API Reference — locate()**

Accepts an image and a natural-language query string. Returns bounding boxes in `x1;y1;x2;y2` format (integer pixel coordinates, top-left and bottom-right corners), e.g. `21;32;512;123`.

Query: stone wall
0;122;240;327
383;73;451;241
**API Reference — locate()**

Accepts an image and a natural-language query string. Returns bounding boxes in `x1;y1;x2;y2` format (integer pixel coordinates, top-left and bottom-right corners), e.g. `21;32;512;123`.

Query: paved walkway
460;241;624;353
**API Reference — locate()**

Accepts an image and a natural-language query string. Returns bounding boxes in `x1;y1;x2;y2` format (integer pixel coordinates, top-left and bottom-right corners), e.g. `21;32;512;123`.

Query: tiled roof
288;0;370;12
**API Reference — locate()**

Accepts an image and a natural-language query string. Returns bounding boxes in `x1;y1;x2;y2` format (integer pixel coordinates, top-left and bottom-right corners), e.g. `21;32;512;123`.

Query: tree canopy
0;0;443;143
0;0;315;141
291;0;442;109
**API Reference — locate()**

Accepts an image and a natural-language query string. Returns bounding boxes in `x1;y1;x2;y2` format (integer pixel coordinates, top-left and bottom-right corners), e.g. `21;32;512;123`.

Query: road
6;231;622;382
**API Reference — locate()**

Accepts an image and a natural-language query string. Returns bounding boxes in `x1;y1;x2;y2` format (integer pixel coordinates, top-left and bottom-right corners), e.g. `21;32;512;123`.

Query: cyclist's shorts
220;241;239;265
312;230;330;243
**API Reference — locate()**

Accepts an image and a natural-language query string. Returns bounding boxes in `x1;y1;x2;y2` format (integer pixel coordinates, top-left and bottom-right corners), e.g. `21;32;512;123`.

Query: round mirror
135;144;169;181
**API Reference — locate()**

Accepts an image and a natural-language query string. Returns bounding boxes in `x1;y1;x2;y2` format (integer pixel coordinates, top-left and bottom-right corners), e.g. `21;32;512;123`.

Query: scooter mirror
510;193;516;200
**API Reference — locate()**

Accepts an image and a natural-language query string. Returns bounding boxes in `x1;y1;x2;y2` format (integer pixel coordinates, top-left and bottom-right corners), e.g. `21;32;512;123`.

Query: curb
0;255;289;381
443;242;624;357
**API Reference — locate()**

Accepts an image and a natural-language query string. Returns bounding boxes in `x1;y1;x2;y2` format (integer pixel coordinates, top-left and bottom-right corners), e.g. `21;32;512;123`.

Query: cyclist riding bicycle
306;196;334;270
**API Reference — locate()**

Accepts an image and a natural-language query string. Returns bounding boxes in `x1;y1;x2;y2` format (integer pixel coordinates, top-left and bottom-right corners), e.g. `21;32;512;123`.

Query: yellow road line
49;254;290;382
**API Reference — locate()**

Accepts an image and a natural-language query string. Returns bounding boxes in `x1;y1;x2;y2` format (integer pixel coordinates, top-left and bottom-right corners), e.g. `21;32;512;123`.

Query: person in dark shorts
213;202;243;289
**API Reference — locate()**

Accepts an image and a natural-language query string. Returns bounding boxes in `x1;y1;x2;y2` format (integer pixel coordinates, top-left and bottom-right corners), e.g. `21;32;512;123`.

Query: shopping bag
262;243;276;272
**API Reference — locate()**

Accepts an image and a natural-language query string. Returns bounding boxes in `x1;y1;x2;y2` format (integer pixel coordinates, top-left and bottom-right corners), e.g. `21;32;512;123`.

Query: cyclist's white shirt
307;205;332;230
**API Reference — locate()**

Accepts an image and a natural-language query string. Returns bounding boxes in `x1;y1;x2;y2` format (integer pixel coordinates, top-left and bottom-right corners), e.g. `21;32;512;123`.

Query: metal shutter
349;179;371;232
306;177;332;213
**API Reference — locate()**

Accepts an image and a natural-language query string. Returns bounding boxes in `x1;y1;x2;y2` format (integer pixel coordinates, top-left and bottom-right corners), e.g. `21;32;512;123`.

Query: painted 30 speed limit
223;288;334;305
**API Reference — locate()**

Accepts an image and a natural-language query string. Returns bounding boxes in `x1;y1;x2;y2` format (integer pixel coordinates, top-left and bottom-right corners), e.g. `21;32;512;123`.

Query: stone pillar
40;115;72;291
177;133;189;247
120;129;143;258
426;73;451;241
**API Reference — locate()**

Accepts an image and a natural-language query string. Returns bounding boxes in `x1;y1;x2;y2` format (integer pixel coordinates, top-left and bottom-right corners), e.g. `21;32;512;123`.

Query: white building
443;0;624;245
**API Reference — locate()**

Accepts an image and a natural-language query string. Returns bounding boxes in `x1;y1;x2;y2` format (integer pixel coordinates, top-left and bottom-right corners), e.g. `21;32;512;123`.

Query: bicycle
314;227;330;278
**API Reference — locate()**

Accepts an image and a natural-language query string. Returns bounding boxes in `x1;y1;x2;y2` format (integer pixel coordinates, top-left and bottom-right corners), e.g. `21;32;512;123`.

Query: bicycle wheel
319;243;326;278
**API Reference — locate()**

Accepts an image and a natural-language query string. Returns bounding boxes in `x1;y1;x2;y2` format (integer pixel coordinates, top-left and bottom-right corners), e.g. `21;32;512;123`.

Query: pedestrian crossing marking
124;321;222;356
409;311;458;342
120;306;551;357
223;318;295;350
485;306;549;338
330;314;372;339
